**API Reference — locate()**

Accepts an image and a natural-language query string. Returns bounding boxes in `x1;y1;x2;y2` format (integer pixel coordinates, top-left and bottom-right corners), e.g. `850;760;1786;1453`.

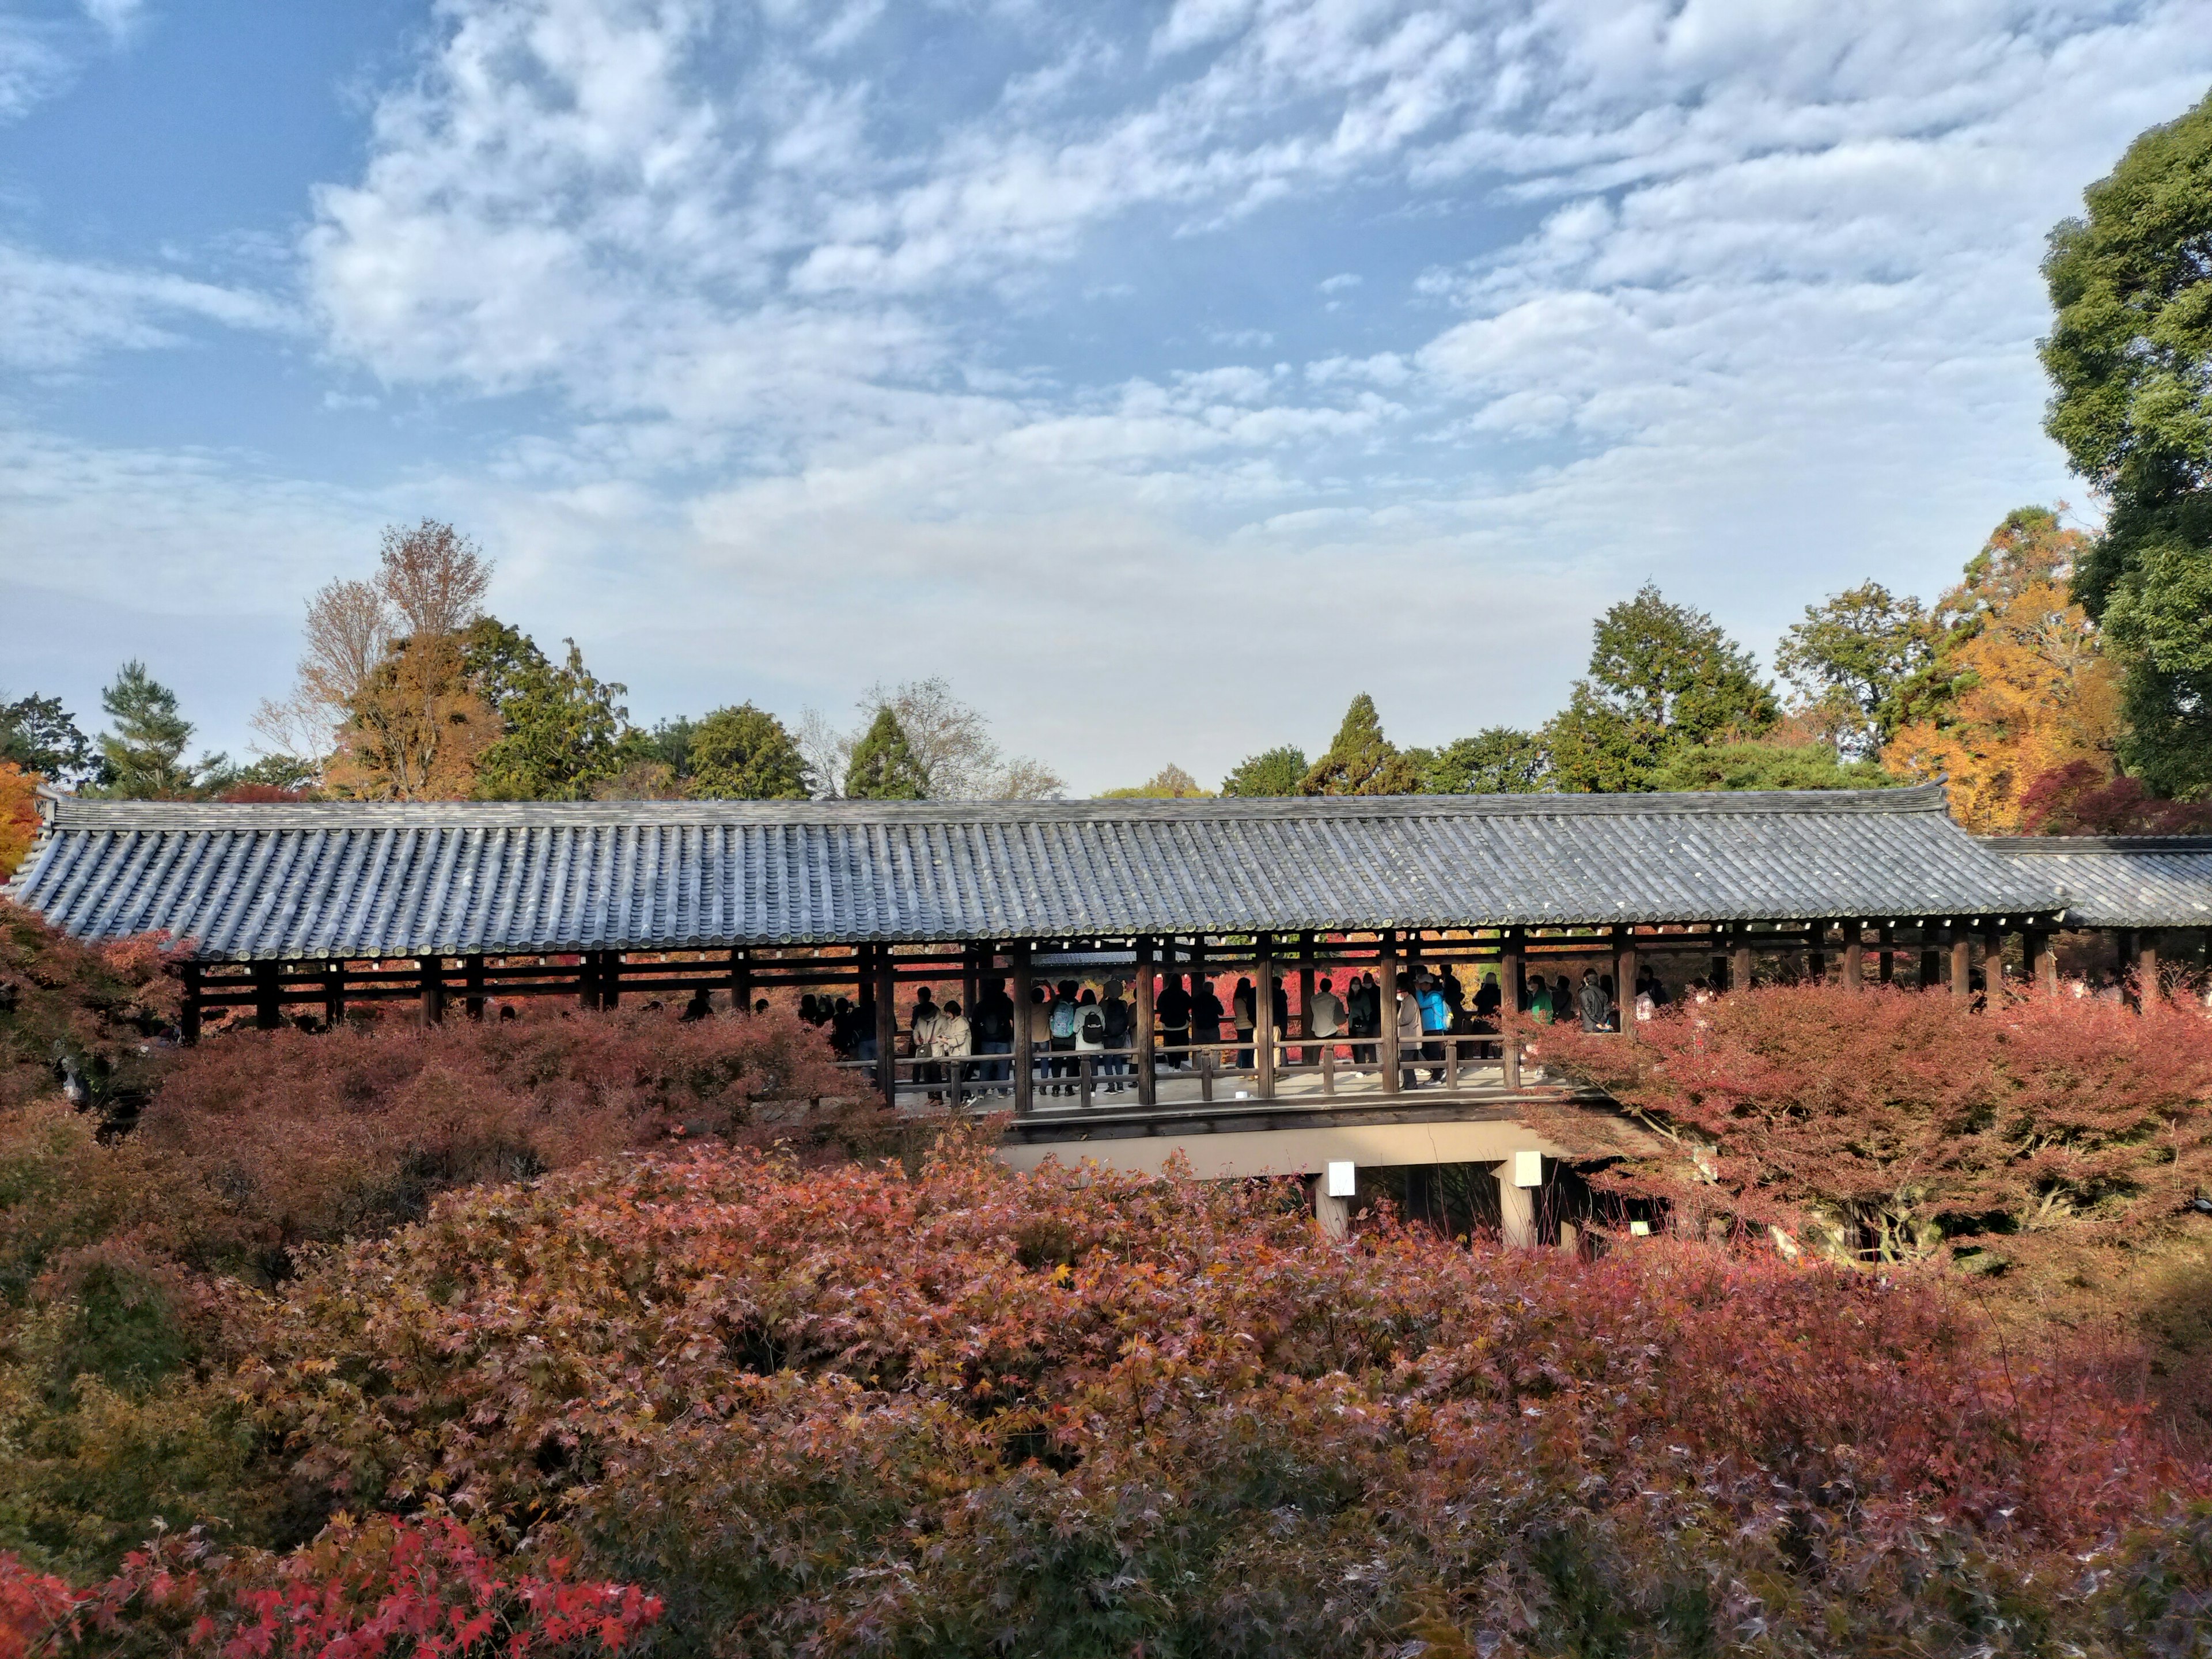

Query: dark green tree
1543;586;1778;792
1220;745;1308;797
1649;739;1895;793
460;617;551;710
0;694;94;784
647;717;699;779
1424;728;1548;793
1774;583;1936;759
92;662;218;798
473;635;635;801
1298;695;1425;796
844;707;930;800
2041;89;2212;798
689;704;811;800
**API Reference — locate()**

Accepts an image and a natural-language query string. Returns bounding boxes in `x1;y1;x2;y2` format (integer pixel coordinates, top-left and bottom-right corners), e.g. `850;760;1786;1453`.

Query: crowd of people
789;960;1719;1099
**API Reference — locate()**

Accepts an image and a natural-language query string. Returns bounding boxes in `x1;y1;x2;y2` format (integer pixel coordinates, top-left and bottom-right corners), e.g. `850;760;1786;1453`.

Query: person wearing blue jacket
1416;975;1450;1084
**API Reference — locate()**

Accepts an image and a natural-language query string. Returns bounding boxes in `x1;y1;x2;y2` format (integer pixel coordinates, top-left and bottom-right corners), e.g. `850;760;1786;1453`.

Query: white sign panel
1325;1160;1357;1198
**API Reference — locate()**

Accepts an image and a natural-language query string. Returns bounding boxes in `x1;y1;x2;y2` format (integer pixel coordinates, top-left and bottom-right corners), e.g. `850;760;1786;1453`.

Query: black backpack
1103;998;1131;1042
1079;1006;1106;1044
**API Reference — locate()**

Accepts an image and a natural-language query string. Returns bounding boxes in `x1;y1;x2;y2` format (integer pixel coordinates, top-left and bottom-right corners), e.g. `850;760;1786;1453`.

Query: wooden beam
2138;931;2160;1007
464;956;485;1020
323;962;346;1029
419;956;446;1025
1949;925;1972;1002
730;946;751;1015
1613;925;1638;1036
873;945;897;1107
253;960;282;1030
1377;931;1401;1094
1297;931;1315;1069
1730;923;1753;995
1805;921;1827;986
1254;935;1277;1100
1501;925;1525;1016
1840;919;1863;991
601;951;622;1010
1010;942;1035;1119
1134;937;1156;1108
1878;923;1896;984
2027;926;2057;994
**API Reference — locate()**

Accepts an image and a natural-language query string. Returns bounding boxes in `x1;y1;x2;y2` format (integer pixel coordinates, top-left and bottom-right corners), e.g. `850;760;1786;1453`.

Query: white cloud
0;245;292;369
78;0;145;42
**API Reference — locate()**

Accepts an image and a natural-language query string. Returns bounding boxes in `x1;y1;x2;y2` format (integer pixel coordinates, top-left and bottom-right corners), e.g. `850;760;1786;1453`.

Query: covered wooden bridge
8;784;2093;1228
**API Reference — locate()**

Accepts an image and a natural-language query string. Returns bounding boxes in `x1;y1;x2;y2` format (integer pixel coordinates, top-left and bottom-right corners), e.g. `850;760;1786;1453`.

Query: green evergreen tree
1298;695;1425;796
1543;586;1778;792
688;704;812;800
0;694;94;785
844;707;930;800
93;662;212;798
2040;89;2212;798
1220;745;1308;797
1648;739;1895;793
1773;582;1937;759
1423;728;1548;793
473;634;635;801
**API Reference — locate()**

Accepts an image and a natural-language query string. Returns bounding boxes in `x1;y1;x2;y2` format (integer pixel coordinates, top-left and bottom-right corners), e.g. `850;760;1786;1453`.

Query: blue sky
4;0;2210;793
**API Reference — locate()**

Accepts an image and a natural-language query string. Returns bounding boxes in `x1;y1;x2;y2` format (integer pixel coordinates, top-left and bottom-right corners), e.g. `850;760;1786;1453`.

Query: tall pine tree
844;707;930;799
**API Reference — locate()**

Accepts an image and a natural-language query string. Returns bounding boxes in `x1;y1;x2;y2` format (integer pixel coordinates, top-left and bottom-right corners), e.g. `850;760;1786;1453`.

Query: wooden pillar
961;944;980;1033
1613;925;1638;1035
578;952;600;1012
1135;938;1157;1107
1840;919;1864;991
1378;931;1401;1095
873;945;896;1107
730;946;751;1016
1502;1030;1521;1089
602;951;622;1010
1730;923;1753;995
179;962;202;1046
1878;924;1895;984
1501;925;1525;1014
1919;926;1942;992
323;961;346;1029
1010;943;1035;1118
2138;931;2161;1006
419;956;446;1025
1949;925;1972;1002
253;960;282;1031
464;956;486;1020
1254;936;1277;1100
1805;921;1827;986
2027;926;2057;994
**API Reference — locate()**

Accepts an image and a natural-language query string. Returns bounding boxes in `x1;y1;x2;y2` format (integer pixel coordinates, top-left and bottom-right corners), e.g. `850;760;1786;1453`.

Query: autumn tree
319;524;498;801
0;760;37;874
687;704;811;800
843;708;929;799
0;695;93;786
1219;745;1307;797
1423;728;1547;793
1883;509;2121;832
2042;89;2212;798
1774;582;1937;759
1298;694;1424;795
1544;586;1778;792
1098;764;1209;800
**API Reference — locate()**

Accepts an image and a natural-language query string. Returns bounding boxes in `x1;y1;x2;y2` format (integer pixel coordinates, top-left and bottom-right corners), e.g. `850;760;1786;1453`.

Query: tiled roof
6;786;2062;962
1984;836;2212;929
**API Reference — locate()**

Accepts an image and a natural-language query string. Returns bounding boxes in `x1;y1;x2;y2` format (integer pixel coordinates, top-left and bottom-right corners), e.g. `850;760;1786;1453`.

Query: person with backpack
1191;978;1227;1073
1416;974;1450;1084
1073;987;1107;1097
1047;979;1081;1096
1100;978;1133;1092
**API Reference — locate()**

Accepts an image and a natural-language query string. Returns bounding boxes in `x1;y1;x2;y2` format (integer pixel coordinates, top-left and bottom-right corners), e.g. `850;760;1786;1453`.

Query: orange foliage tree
1883;508;2122;831
0;764;37;883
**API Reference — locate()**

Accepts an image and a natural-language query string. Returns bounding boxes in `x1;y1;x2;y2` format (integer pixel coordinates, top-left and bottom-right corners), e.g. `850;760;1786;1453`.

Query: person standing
1156;972;1192;1071
1101;978;1132;1092
1231;976;1256;1071
1270;974;1290;1071
1191;976;1227;1073
1395;978;1425;1090
1577;969;1609;1033
1416;974;1450;1083
1308;974;1346;1066
935;997;973;1099
972;976;1015;1090
1047;979;1081;1096
910;986;943;1099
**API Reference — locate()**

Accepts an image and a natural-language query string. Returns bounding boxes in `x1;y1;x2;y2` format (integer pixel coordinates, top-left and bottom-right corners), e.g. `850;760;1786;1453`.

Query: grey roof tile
6;786;2063;961
1985;836;2212;929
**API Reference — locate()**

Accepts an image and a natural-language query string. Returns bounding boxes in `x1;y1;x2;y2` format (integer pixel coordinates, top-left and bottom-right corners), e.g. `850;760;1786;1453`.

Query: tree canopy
1423;728;1548;794
1099;764;1209;799
471;631;637;802
1220;745;1308;797
843;708;930;800
92;662;219;799
688;704;812;800
0;695;93;786
1650;738;1892;793
1545;586;1777;792
1298;694;1423;796
1774;582;1936;759
2041;88;2212;799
